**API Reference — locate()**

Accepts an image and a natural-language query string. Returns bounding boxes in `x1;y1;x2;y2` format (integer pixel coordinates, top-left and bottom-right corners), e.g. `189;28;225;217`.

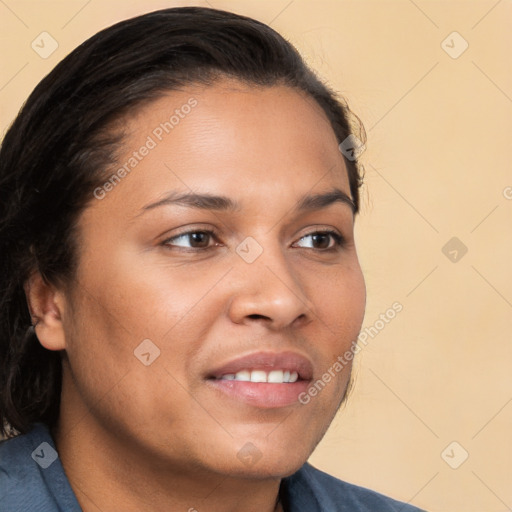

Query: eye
161;228;345;252
294;230;345;251
162;230;218;250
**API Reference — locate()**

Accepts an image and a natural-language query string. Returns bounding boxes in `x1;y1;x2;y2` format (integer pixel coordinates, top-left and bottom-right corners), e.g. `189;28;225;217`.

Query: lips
205;351;314;408
206;351;314;381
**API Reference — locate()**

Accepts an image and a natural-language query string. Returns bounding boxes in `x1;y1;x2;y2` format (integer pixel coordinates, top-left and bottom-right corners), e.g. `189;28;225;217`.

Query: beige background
1;1;511;510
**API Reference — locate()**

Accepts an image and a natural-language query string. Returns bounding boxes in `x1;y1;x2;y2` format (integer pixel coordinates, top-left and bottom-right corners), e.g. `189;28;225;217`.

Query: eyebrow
140;187;355;215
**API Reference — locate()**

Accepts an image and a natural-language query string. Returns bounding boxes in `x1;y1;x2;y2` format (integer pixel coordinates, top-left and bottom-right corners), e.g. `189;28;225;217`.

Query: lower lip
206;379;310;408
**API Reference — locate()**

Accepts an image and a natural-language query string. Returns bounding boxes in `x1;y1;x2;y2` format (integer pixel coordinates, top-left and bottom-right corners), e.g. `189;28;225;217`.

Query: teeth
267;370;284;383
235;370;251;381
251;370;267;382
218;369;300;383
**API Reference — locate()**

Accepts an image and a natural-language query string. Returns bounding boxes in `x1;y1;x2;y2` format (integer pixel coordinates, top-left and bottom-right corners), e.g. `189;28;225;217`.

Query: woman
0;7;425;512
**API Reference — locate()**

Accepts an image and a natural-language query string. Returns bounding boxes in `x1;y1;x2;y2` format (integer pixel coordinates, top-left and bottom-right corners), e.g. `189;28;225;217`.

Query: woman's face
60;79;366;478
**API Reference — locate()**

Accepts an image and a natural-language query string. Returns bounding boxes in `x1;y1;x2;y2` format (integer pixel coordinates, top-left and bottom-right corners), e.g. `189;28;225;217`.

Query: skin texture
26;80;366;512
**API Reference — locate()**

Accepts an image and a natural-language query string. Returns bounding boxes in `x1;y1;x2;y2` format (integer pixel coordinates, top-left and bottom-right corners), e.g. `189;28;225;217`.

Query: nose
227;240;315;330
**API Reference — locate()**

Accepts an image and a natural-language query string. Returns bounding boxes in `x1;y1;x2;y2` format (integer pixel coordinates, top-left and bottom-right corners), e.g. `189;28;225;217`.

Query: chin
216;444;311;480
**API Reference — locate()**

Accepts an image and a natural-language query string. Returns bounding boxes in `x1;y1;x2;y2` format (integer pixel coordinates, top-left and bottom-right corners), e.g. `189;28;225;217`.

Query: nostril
247;314;269;320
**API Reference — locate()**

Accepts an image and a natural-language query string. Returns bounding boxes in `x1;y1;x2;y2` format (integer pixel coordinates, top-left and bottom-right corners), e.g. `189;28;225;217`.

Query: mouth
205;351;313;409
212;369;300;383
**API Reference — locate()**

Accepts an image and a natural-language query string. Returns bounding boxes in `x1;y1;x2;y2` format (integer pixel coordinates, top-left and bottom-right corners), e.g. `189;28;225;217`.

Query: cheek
62;287;202;437
286;260;364;417
63;257;222;394
308;261;366;345
73;243;221;348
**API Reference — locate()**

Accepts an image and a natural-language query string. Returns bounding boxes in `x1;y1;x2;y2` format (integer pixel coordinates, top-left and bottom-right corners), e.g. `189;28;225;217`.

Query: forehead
90;80;351;218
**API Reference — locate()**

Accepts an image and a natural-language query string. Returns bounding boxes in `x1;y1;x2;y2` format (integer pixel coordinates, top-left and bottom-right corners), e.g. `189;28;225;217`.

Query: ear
24;271;67;351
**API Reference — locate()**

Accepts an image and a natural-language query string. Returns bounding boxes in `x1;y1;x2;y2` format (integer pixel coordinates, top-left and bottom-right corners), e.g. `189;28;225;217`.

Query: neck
53;412;283;512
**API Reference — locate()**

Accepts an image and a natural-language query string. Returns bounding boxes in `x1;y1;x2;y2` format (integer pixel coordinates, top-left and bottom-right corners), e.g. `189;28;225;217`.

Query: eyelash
161;229;346;253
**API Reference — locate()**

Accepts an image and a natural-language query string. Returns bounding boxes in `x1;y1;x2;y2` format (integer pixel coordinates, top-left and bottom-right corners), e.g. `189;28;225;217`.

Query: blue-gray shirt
0;424;426;511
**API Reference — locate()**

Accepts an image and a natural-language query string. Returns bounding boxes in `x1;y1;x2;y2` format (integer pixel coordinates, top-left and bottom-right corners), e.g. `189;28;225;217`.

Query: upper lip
207;351;314;381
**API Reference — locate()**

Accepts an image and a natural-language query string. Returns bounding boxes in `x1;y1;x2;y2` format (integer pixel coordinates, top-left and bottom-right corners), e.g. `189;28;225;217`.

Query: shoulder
0;424;80;512
283;462;427;512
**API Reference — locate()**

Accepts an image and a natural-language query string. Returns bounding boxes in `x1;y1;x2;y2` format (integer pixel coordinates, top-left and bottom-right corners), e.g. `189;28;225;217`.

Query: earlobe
24;272;67;351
